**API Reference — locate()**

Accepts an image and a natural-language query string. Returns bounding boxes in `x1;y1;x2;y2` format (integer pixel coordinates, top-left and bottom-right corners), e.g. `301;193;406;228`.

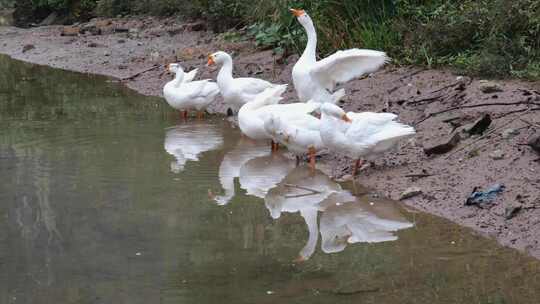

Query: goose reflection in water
239;152;295;199
265;166;413;261
164;122;223;173
212;138;270;205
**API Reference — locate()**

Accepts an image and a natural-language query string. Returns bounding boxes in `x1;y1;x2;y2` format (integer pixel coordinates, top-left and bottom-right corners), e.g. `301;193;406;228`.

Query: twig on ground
519;118;540;129
121;64;161;81
404;173;433;178
415;101;540;125
387;68;426;94
406;94;444;106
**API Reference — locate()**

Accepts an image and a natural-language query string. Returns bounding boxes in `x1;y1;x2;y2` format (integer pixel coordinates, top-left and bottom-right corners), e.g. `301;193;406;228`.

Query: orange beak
289;8;305;17
166;64;171;72
207;55;215;66
341;114;352;123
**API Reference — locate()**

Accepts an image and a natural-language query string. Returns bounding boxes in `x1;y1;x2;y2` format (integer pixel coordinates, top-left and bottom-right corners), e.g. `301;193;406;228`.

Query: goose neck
300;20;317;62
217;57;234;86
172;71;184;88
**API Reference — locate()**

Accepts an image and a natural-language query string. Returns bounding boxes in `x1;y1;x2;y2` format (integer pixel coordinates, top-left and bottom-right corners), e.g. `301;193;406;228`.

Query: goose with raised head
320;103;416;176
163;63;220;119
290;9;389;105
207;51;279;113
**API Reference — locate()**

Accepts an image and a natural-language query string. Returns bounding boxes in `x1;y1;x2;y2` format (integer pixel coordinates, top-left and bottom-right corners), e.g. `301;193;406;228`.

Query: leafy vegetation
11;0;540;80
0;0;15;8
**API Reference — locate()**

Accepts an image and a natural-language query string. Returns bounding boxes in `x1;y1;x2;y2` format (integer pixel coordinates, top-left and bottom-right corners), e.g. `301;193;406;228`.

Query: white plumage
320;103;415;175
238;84;319;141
164;122;223;173
290;9;389;105
208;51;279;112
163;63;220;115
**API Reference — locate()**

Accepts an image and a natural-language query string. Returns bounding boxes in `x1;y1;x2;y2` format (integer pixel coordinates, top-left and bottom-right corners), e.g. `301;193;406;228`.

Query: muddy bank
1;17;540;259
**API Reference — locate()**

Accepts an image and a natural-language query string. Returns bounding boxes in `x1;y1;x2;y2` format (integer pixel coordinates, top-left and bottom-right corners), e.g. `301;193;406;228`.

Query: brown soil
1;17;540;259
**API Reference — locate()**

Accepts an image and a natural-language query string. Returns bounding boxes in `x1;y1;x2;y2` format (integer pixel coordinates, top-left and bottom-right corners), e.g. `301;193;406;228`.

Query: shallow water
1;54;539;304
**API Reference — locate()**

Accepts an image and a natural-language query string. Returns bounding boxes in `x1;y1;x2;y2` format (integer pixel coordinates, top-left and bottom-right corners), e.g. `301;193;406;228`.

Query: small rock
488;149;505;160
150;51;160;62
505;204;522;220
117;39;126;43
128;28;140;38
501;128;519;139
166;26;185;36
185;21;206;32
22;44;35;53
61;26;80;37
478;80;503;93
87;42;100;48
528;135;540;154
81;24;102;35
118;65;128;70
399;187;422;200
424;133;461;156
464;113;492;135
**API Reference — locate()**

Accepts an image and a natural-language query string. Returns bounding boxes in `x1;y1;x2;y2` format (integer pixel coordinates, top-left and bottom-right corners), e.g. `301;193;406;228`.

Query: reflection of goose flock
265;166;413;260
161;120;413;259
163;122;223;173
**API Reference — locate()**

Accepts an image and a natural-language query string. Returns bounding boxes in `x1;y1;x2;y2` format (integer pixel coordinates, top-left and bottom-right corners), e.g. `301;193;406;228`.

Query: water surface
1;54;539;304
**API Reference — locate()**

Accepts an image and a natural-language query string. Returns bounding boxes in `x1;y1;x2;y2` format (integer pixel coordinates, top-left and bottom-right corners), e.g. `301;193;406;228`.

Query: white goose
264;113;323;169
290;9;389;104
320;103;416;176
207;51;279;113
163;63;220;119
238;84;319;145
263;89;347;168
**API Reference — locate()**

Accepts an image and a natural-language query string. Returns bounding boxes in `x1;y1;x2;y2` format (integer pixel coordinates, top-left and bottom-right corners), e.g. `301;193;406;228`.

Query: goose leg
308;147;316;170
271;140;279;152
296;155;301;167
352;159;365;176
